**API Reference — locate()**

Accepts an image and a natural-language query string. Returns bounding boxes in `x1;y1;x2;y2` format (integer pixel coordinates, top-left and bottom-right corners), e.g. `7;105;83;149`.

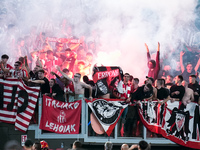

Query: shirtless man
57;66;93;100
182;80;194;106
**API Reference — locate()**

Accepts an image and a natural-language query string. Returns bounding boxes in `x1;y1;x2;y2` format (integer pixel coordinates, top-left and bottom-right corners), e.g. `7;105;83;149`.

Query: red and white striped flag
0;78;40;132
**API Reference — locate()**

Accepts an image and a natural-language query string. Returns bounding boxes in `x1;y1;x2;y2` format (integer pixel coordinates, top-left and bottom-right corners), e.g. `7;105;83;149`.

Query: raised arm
0;61;9;73
180;51;185;73
194;57;200;72
155;42;160;70
24;56;31;73
145;43;151;62
56;66;73;81
82;82;93;100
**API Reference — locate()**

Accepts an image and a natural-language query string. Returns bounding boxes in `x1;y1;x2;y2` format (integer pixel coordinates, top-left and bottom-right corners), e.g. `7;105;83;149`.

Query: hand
180;51;185;57
50;71;56;75
170;98;175;103
52;93;56;97
145;43;149;52
126;97;131;103
129;144;138;150
158;99;163;105
174;91;180;95
157;42;160;51
194;92;199;96
56;66;61;71
89;96;93;100
120;97;126;100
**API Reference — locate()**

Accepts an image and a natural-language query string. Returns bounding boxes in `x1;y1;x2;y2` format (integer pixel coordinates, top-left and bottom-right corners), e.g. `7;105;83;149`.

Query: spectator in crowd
165;75;174;89
121;144;129;150
4;61;28;79
145;42;160;80
28;69;50;94
40;140;49;150
54;42;64;58
19;56;29;75
155;79;169;104
0;54;13;78
4;140;22;150
172;61;182;77
188;74;200;103
23;139;33;150
57;66;92;100
170;75;185;103
83;75;95;98
128;83;153;103
104;141;113;150
72;140;82;150
61;48;76;72
182;80;194;106
76;46;86;61
38;52;46;67
32;142;41;150
17;37;27;57
113;73;131;137
45;78;64;101
180;51;200;82
145;76;157;100
129;140;150;150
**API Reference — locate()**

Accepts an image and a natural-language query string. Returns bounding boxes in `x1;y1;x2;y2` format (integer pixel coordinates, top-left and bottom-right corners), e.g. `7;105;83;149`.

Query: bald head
121;144;129;150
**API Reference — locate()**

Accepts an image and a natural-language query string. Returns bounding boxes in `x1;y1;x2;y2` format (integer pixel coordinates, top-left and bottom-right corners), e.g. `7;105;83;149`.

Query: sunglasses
14;64;19;67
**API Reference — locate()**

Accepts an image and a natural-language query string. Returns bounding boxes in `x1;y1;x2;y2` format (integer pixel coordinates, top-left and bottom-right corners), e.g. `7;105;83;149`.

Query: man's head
72;140;82;149
14;61;22;71
49;79;56;88
38;70;45;79
1;54;9;64
64;48;72;58
182;80;188;87
40;140;49;150
86;52;93;62
55;42;63;51
19;57;25;65
189;74;196;84
144;83;153;92
46;50;54;60
83;75;89;83
175;75;183;84
24;139;33;150
186;63;193;73
146;76;154;85
155;79;162;87
77;61;85;71
123;73;130;83
121;144;129;150
166;75;173;84
104;141;113;150
133;78;139;86
32;142;41;150
138;140;149;150
148;60;156;69
74;73;81;82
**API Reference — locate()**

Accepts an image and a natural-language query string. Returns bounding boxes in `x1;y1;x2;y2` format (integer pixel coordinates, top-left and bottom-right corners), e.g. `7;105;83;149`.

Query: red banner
0;78;40;132
138;100;200;149
39;96;81;134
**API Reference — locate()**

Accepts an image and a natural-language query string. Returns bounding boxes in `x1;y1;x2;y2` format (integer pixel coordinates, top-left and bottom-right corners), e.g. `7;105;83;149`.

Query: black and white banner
138;100;200;149
86;98;128;136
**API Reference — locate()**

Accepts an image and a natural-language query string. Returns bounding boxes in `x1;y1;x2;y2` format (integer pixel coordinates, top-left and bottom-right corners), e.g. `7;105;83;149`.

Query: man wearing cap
188;74;200;103
104;141;113;150
57;66;92;100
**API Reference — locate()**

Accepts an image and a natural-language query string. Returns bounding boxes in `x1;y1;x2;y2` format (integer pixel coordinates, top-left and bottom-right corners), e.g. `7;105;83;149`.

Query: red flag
39;95;81;134
0;78;40;132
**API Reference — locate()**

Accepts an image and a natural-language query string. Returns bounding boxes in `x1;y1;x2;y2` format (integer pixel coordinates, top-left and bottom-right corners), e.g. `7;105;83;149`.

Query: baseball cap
146;76;154;83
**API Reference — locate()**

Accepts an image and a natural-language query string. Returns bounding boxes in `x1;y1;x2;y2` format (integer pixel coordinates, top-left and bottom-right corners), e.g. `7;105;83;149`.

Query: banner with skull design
86;98;128;136
138;100;200;149
39;95;81;134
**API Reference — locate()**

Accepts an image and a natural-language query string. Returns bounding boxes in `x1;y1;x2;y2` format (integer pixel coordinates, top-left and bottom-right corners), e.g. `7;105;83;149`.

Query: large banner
92;66;123;97
86;98;128;136
0;78;40;132
39;96;81;134
138;100;200;149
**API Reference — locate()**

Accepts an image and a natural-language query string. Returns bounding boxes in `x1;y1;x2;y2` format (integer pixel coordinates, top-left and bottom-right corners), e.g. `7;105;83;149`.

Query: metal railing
28;96;175;145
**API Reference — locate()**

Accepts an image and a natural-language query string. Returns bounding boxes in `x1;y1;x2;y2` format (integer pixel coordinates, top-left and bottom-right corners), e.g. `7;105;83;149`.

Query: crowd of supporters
0;26;200;138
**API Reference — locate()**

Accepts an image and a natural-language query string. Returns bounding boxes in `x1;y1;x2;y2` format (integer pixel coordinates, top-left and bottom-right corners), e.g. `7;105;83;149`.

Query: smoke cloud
0;0;198;82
